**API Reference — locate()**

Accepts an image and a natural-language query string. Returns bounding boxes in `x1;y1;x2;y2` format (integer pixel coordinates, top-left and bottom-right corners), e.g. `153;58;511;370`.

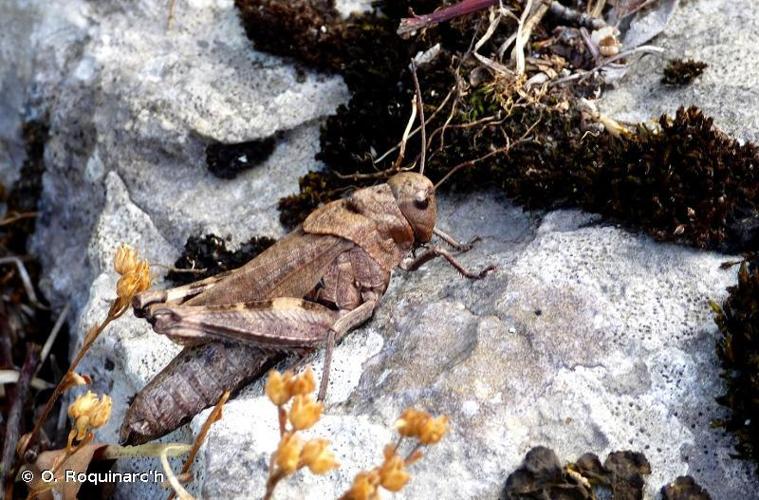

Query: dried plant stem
167;390;230;500
393;96;418;171
160;444;194;500
263;468;286;500
100;443;192;460
18;301;126;459
167;0;176;30
0;257;45;309
397;0;498;37
514;0;550;75
37;303;69;374
1;344;40;491
277;406;287;437
398;0;605;38
0;371;52;390
0;212;38;226
409;60;427;175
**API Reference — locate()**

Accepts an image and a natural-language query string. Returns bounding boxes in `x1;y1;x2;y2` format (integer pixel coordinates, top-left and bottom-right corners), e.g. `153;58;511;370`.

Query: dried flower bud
378;452;410;492
68;391;112;442
289;395;323;430
60;371;91;393
114;244;138;275
300;438;339;474
265;370;292;406
287;366;316;396
591;26;621;57
342;471;380;500
395;408;431;438
275;432;304;475
418;415;448;445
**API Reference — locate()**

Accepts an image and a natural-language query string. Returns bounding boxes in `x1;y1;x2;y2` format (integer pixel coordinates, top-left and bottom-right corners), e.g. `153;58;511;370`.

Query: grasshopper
120;63;492;444
119;171;493;444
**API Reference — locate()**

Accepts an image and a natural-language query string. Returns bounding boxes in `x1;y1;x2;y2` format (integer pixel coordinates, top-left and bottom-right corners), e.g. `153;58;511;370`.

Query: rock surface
600;0;759;143
1;0;758;498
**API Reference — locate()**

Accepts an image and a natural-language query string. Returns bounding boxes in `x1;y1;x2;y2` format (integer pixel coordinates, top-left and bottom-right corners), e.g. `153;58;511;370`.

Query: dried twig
1;344;40;491
409;61;427;175
0;370;52;390
161;444;194;500
36;303;69;374
434;115;542;189
167;390;230;500
0;257;45;310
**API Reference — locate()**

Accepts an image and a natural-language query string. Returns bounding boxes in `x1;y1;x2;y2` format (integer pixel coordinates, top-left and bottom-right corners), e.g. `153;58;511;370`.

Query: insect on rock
120;66;494;445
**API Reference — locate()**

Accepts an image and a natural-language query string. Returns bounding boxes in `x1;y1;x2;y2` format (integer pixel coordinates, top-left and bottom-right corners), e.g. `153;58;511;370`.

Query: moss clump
206;135;277;179
235;1;758;253
662;59;708;85
166;234;276;285
712;260;759;473
503;446;652;499
661;475;712;500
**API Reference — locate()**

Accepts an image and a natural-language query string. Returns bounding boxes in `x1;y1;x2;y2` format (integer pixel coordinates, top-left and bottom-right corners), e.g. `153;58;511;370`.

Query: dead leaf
26;443;108;500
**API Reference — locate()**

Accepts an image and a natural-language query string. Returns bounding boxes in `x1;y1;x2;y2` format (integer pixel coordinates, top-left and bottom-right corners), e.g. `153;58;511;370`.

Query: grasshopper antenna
410;59;427;176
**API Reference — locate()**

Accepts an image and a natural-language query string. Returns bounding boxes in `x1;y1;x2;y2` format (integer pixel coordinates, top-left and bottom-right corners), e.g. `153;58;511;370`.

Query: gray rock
1;0;757;498
600;0;759;143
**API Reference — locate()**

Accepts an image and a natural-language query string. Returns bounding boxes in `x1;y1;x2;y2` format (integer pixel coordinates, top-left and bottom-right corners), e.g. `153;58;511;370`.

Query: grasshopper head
388;172;436;243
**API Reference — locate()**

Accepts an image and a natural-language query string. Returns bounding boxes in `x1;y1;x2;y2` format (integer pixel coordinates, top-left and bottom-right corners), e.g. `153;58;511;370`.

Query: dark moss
166;234;276;285
206;135;278;179
503;447;651;500
661;475;712;500
712;259;759;473
235;2;757;253
662;59;708;85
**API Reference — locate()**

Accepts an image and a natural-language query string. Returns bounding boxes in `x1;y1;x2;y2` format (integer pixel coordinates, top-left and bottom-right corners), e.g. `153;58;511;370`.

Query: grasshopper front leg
403;246;495;279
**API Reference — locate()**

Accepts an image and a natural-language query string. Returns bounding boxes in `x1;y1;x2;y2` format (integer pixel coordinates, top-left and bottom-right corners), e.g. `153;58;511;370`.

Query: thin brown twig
18;301;126;460
167;390;230;500
434;115;542;189
0;212;38;226
167;0;176;30
1;344;40;494
0;257;46;309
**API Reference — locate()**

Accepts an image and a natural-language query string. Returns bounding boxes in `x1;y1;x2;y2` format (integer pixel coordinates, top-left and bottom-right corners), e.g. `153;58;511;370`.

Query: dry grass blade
167;390;231;500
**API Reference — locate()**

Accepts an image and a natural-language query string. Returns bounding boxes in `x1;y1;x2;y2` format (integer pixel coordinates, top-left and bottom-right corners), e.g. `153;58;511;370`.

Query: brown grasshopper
120;61;492;444
119;171;493;444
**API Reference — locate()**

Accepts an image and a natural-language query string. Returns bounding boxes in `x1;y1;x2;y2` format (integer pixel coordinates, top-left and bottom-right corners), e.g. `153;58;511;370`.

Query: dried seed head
114;244;138;275
342;471;380;500
275;432;304;475
68;391;112;442
395;408;431;438
591;26;621;57
300;438;339;474
114;246;151;311
378;452;410;492
287;366;316;396
418;415;449;445
289;395;323;430
60;371;91;393
265;370;292;406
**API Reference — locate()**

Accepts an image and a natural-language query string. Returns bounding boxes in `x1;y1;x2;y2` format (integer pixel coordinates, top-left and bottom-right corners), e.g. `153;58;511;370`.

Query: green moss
712;260;759;473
